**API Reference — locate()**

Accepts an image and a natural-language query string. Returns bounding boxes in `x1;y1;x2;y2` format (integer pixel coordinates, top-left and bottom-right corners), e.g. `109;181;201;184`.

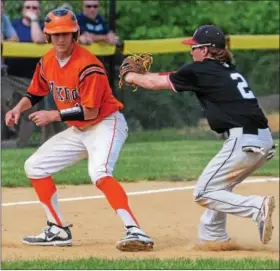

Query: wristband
60;105;85;121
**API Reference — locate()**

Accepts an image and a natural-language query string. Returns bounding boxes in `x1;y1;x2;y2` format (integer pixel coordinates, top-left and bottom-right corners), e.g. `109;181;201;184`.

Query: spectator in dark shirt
12;0;44;43
77;0;119;45
6;0;45;79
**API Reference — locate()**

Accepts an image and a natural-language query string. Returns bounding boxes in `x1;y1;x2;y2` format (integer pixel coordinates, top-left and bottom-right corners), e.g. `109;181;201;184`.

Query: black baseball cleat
23;221;72;246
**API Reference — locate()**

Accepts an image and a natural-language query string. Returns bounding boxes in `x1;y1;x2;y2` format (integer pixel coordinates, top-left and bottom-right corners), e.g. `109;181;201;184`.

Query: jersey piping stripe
79;64;104;78
39;72;48;85
79;70;106;84
199;195;261;211
79;67;105;80
105;116;117;174
167;74;177;92
202;138;238;192
38;59;48;84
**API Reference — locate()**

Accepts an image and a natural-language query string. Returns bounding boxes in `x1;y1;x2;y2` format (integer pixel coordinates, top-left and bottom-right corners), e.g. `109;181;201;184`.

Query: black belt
242;127;259;135
227;127;269;136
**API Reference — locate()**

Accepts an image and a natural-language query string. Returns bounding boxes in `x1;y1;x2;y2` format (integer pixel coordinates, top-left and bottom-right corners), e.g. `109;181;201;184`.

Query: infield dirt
2;178;279;261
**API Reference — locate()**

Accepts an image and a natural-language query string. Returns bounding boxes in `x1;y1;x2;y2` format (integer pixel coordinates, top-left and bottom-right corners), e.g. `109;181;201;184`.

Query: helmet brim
182;38;198;45
44;26;79;34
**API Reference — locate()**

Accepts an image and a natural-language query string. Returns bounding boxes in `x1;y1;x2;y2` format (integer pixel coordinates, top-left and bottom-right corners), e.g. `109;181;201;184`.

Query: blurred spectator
77;0;119;45
6;0;44;79
1;0;18;75
12;0;44;43
58;3;73;11
1;0;18;41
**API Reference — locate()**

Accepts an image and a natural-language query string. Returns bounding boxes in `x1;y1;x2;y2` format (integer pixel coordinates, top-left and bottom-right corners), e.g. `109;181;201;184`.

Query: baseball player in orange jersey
5;8;153;251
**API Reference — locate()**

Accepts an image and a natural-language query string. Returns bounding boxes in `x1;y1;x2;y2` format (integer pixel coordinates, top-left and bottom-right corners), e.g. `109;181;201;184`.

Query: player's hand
5;108;21;127
266;144;278;161
29;110;60;126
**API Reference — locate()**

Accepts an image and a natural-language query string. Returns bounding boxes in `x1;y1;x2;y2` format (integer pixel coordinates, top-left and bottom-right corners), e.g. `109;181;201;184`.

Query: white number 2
230;73;255;99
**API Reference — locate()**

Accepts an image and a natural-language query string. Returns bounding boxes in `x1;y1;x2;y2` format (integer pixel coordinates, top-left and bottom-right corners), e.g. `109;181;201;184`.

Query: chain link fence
1;74;67;148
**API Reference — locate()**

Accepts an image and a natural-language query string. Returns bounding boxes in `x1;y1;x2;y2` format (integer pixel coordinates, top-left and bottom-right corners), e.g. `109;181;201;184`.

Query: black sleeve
25;92;44;106
169;63;199;92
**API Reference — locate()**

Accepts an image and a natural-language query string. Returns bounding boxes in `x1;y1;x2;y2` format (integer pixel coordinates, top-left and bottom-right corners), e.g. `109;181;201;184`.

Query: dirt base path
2;179;279;261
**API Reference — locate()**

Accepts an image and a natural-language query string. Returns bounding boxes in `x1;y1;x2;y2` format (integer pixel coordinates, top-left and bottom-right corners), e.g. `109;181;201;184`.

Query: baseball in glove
118;53;153;90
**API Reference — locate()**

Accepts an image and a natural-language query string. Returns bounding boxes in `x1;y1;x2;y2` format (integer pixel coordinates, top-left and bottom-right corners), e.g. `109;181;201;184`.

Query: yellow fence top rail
123;35;279;54
2;42;116;57
2;35;279;57
231;35;279;50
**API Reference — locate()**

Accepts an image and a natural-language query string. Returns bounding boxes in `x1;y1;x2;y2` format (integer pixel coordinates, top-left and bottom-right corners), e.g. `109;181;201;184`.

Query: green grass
1;257;279;270
125;127;218;143
2;138;279;187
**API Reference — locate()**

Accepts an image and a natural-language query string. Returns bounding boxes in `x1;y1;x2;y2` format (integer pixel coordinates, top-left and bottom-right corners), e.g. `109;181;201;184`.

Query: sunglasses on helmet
191;43;212;50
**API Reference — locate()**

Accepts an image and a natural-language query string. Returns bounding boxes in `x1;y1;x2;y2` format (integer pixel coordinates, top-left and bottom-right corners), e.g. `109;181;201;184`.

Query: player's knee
195;197;209;208
24;156;34;177
89;168;109;184
193;190;206;206
24;155;48;179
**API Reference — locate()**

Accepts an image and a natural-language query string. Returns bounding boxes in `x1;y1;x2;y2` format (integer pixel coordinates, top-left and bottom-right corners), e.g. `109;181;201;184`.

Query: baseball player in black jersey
121;25;277;245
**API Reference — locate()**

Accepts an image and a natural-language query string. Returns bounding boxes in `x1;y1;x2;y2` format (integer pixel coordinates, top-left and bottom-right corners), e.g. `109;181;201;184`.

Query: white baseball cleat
116;226;154;252
258;196;275;244
23;221;72;246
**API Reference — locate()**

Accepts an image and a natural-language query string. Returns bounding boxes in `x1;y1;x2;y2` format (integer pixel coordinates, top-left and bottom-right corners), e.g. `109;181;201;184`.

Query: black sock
126;225;138;229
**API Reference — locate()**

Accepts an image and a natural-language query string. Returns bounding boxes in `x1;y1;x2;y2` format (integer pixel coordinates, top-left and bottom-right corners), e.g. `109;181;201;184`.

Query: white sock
116;209;138;227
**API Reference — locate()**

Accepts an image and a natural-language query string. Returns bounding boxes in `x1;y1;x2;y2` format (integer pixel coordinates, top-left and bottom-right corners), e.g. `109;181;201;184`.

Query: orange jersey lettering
28;43;123;128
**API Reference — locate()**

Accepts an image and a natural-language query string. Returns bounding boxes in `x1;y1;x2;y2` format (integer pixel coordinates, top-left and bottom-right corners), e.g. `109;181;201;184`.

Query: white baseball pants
24;111;128;184
193;128;274;242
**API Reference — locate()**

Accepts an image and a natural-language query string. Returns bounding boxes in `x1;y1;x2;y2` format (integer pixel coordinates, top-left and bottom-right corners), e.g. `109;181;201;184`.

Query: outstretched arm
125;72;173;90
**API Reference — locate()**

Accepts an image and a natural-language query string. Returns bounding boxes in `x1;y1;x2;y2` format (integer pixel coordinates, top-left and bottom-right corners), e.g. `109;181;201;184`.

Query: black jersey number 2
230;73;255;99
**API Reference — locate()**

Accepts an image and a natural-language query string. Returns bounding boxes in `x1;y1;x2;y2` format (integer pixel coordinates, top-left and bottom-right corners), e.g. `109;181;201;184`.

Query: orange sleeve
78;64;108;108
27;59;49;96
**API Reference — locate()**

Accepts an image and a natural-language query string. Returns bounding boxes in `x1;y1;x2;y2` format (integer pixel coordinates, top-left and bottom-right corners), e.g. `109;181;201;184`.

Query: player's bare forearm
13;97;33;113
50;110;61;121
125;72;172;90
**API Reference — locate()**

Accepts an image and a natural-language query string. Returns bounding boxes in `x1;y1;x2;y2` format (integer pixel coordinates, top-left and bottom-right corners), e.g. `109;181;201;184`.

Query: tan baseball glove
118;53;153;89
